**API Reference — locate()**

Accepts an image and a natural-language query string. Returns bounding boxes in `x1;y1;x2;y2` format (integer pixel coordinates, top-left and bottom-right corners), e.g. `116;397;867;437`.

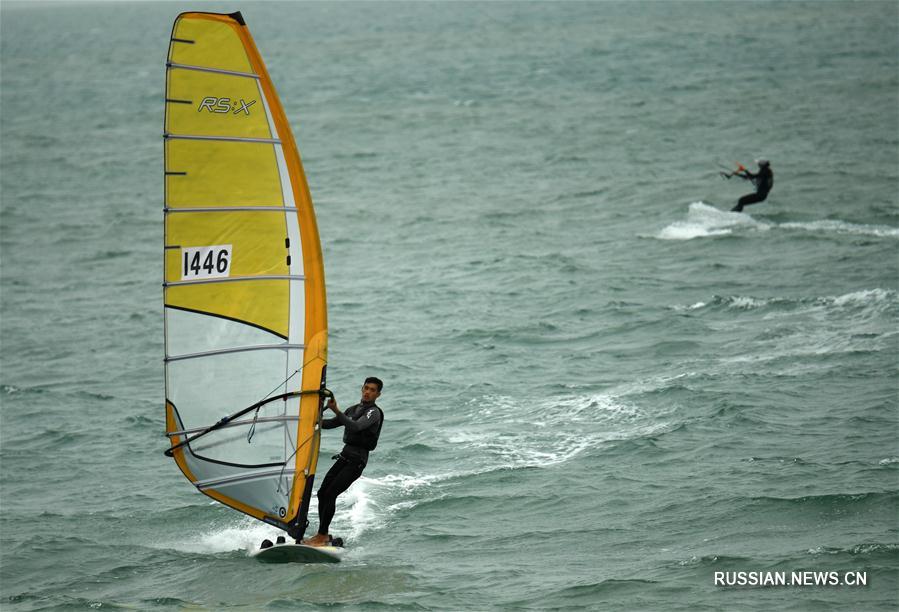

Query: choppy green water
2;1;897;610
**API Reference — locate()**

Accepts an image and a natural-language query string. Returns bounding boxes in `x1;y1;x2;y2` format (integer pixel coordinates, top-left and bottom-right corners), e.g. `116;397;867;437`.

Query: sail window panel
165;305;295;359
165;211;289;281
170;17;253;74
168;347;302;434
173;419;294;520
201;469;292;519
165;279;290;340
193;465;292;520
164;279;304;354
191;420;290;467
171;422;293;519
166;69;271;139
166;139;283;208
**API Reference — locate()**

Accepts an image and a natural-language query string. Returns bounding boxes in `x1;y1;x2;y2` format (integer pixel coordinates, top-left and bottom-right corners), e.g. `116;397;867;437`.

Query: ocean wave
121;414;155;429
443;391;671;471
780;219;899;238
655;202;769;240
678;288;897;363
3;428;92;451
0;384;48;398
5;593;139;611
807;543;899;557
656;202;899;241
331;388;679;542
676;288;897;315
744;490;898;510
503;578;663;609
154;516;281;555
675;554;755;568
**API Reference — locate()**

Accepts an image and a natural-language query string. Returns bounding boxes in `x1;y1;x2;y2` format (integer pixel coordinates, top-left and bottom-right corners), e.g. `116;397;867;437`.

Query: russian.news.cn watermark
714;570;868;588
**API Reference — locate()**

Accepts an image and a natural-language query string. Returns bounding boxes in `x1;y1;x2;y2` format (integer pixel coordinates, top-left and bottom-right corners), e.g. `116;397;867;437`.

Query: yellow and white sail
163;11;327;538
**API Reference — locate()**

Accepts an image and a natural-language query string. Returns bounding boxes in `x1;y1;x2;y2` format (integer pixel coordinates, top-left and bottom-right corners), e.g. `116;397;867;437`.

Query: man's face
361;382;381;403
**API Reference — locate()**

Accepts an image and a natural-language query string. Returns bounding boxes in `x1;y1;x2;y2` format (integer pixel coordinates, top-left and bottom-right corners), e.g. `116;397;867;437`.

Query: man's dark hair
365;376;384;392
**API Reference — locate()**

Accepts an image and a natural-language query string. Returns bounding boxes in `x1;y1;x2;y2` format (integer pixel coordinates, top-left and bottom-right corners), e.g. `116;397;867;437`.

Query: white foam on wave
656;202;899;241
715;288;897;365
828;288;896;308
328;386;678;539
675;288;896;314
780;219;899;238
728;296;773;310
656;202;768;240
156;513;282;555
156;491;382;552
338;478;376;542
445;389;673;471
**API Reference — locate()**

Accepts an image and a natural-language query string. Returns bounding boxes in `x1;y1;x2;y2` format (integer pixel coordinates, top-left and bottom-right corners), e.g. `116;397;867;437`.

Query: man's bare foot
302;533;330;547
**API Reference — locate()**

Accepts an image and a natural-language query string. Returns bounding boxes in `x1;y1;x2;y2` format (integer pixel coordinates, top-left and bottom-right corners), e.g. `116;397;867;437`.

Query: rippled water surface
1;1;897;609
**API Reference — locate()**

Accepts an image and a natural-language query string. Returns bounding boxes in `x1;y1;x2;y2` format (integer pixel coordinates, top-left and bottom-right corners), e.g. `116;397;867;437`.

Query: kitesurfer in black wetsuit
731;159;773;212
302;377;384;547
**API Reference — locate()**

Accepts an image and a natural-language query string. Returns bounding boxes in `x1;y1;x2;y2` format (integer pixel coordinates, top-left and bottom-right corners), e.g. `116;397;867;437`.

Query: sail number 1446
181;245;232;280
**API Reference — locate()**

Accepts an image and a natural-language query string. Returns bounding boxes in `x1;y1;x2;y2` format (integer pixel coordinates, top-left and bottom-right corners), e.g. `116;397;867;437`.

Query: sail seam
167;61;259;79
165;206;301;213
164;274;306;287
164;133;282;145
164;304;288;340
166;343;304;362
195;468;286;489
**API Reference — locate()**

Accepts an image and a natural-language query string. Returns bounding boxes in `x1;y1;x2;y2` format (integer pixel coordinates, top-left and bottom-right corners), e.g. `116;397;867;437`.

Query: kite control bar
719;163;746;179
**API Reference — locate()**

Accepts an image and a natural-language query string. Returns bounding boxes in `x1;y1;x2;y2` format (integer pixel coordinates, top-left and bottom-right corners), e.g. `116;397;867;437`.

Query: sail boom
168;415;301;437
165;343;305;362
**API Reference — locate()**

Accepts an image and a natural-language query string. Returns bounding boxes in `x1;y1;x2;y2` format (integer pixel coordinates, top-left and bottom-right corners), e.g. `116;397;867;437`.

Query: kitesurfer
729;159;773;212
303;377;384;547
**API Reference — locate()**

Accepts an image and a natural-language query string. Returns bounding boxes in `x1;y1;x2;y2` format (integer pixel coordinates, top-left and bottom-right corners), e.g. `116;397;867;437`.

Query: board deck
251;542;342;564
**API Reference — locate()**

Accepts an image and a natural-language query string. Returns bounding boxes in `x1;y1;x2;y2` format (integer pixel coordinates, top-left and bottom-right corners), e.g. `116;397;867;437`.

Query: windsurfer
303;377;384;546
730;159;773;212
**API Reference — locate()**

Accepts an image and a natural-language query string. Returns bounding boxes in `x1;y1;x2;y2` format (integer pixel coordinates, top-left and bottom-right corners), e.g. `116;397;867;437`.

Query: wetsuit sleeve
321;417;340;429
335;406;381;433
321;401;355;429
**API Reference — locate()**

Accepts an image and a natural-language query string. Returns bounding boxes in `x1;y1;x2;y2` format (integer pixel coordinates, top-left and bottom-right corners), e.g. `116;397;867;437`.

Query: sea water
1;1;897;609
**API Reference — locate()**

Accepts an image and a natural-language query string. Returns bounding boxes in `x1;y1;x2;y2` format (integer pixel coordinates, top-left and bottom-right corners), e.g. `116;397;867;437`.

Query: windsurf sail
163;11;327;539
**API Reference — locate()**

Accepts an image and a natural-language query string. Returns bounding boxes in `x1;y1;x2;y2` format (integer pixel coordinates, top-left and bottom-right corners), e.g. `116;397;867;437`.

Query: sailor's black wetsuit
315;402;383;537
732;166;773;212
